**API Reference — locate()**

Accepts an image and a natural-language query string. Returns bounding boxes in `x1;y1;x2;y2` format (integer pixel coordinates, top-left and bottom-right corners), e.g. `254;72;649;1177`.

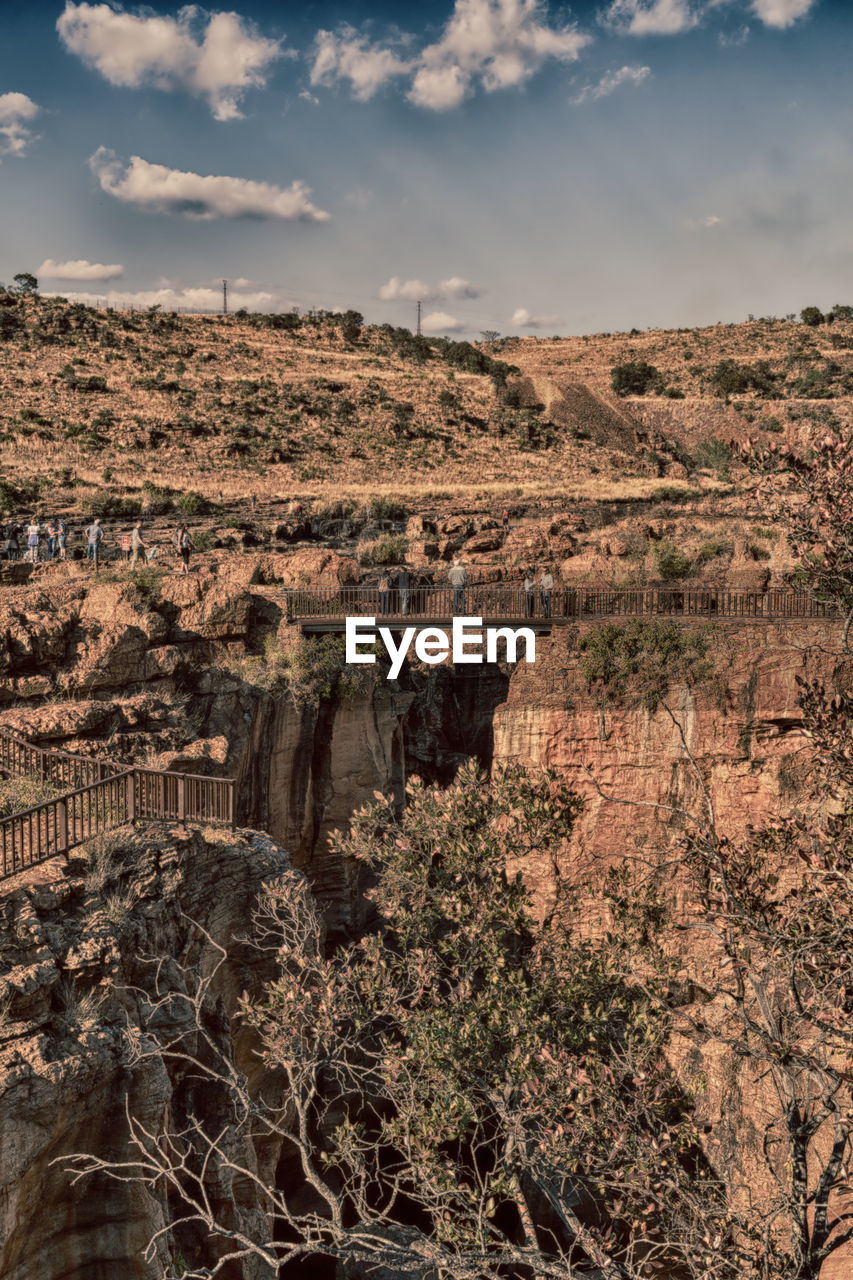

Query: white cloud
0;92;40;159
379;275;481;301
571;64;650;104
57;2;282;121
603;0;698;36
750;0;816;28
512;306;560;327
310;26;411;101
310;1;589;111
422;311;466;333
38;257;124;281
686;214;722;230
44;285;278;311
441;275;481;299
410;0;591;109
88;148;330;222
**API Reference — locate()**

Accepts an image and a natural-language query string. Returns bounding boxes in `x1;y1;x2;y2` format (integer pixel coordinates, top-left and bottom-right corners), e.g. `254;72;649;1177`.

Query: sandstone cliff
0;825;289;1280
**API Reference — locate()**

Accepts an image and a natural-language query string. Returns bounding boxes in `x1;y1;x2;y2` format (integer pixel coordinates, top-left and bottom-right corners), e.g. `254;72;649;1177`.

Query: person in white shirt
448;558;467;613
26;518;40;563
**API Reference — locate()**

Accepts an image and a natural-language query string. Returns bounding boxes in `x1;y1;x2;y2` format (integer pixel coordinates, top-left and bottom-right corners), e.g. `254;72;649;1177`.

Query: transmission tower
222;279;228;315
416;300;421;337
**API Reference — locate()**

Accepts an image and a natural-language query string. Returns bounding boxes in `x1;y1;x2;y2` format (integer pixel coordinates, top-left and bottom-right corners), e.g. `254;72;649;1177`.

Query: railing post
57;798;68;856
177;775;186;823
126;771;137;823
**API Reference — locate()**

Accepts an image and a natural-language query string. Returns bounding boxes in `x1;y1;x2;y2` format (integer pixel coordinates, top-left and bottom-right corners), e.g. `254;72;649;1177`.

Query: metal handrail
0;729;235;882
282;583;840;623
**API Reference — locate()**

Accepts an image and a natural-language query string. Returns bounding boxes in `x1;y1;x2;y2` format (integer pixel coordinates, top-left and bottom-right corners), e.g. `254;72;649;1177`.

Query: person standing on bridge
397;564;410;616
539;566;554;618
85;517;103;569
130;521;147;567
378;568;391;614
448;558;467;613
26;517;41;563
524;569;536;618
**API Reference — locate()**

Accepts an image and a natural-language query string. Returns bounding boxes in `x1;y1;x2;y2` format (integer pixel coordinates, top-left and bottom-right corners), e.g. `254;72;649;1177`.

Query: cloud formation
512;307;559;327
380;275;481;301
422;311;466;333
310;0;589;111
750;0;816;28
0;92;40;159
311;26;411;101
88;149;330;222
57;2;282;121
603;0;698;36
571;64;651;104
38;257;124;281
44;285;277;311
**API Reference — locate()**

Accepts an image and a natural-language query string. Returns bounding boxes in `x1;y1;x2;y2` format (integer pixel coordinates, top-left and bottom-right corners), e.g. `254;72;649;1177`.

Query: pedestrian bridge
284;584;838;632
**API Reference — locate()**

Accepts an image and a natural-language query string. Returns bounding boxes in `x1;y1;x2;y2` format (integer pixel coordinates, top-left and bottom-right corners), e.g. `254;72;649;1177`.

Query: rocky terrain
2;294;853;1277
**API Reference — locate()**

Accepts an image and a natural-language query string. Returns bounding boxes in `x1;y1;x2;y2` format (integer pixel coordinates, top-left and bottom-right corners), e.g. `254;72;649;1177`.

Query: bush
695;537;734;565
358;534;408;566
175;490;207;516
579;618;713;712
610;361;664;397
709;359;779;398
654;540;693;579
693;437;732;478
88;493;140;518
800;306;825;327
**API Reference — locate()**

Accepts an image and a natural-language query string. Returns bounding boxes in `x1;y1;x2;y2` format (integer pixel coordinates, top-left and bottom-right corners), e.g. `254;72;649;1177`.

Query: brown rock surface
0;825;290;1280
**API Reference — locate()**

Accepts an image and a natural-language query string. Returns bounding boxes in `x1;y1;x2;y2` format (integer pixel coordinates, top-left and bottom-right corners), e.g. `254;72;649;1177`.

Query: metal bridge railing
0;728;234;883
284;583;839;623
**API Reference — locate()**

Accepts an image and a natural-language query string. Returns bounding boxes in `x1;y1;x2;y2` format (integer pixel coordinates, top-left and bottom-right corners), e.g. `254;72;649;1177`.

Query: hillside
1;292;850;524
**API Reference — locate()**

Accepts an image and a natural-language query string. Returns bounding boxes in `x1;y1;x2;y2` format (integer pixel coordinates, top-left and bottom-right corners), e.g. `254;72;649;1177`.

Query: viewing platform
284;584;840;632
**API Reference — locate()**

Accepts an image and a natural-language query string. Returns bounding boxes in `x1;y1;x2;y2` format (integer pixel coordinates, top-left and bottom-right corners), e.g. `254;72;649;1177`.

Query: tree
480;330;501;344
610;361;664;397
60;764;738;1279
800;306;825;327
598;676;853;1280
11;271;38;296
739;430;853;649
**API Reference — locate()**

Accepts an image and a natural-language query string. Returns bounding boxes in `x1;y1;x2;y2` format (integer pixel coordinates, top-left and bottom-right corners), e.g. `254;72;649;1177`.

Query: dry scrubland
0;294;849;509
0;293;851;589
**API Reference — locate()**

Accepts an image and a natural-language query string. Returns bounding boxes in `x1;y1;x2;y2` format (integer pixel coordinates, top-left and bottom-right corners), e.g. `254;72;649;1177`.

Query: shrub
693;437;732;478
708;359;779;398
654;540;693;579
358;534;408;566
88;493;140;518
695;537;734;565
175;490;207;516
800;306;825;327
610;361;664;397
0;775;60;818
579;618;713;712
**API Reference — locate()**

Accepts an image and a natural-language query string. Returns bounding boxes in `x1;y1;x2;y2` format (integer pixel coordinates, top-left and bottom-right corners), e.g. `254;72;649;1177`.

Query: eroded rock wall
0;827;289;1280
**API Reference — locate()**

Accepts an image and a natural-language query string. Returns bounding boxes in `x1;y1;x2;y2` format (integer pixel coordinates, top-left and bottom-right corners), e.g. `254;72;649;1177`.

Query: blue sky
0;0;849;335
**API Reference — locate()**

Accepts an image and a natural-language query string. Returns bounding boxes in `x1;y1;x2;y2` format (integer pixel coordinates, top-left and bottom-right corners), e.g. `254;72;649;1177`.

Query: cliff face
0;827;289;1280
492;621;848;909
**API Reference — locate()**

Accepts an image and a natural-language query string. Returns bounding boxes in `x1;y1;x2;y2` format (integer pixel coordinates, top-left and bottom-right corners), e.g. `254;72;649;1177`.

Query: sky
0;0;850;336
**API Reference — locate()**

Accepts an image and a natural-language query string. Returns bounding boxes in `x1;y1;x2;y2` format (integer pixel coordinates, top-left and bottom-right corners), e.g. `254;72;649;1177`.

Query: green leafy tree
611;361;665;397
800;306;825;327
11;271;38;296
61;765;738;1278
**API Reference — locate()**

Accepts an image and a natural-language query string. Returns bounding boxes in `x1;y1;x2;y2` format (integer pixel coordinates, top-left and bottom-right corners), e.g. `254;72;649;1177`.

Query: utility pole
416;300;421;337
222;279;228;315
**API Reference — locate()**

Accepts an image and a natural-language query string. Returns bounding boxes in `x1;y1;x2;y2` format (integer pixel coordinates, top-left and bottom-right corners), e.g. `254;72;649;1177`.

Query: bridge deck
287;585;839;631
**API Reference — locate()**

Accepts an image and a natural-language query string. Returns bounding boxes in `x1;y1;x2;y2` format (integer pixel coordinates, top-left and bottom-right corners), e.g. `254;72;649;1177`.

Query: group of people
376;565;411;614
523;566;555;618
0;517;70;563
0;515;195;573
446;559;555;617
